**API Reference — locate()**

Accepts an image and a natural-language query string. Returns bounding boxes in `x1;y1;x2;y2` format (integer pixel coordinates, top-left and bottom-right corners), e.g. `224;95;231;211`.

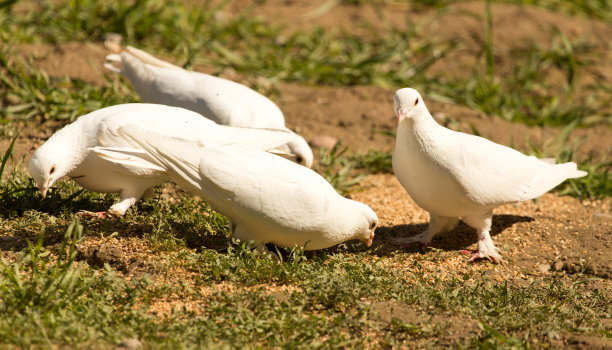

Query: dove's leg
78;211;110;219
395;213;453;245
79;188;146;218
107;187;147;216
461;212;501;263
231;224;279;259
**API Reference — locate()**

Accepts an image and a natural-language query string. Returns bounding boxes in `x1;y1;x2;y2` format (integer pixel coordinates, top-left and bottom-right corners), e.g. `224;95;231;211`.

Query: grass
0;206;609;348
0;0;610;348
0;46;138;122
525;121;612;198
3;0;609;127
316;141;365;195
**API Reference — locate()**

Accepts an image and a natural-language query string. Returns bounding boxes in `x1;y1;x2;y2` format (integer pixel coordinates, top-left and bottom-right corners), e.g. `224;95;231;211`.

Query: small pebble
537;263;551;273
309;135;338;149
117;338;142;349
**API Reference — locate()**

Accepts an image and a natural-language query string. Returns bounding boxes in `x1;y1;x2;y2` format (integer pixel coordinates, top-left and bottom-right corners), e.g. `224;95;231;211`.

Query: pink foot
78;210;109;219
460;249;499;263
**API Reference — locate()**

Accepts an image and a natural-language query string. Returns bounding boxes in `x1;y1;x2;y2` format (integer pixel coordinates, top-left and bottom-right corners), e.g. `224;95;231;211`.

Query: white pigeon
28;103;294;218
391;88;587;262
104;46;314;168
92;125;378;252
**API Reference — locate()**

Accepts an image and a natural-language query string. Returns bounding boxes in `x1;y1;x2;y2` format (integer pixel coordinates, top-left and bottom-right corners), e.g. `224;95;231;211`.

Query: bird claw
460;249;500;263
77;210;118;219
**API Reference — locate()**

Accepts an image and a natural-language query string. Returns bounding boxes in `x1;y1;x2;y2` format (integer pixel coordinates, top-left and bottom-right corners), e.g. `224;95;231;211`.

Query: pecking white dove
104;46;314;167
391;88;587;262
28;103;294;218
92;125;378;253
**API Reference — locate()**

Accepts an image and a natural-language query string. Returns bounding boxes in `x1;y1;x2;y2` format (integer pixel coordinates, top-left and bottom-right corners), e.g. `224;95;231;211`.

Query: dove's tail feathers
539;157;557;164
562;162;588;179
104;54;124;73
519;162;587;201
125;46;182;70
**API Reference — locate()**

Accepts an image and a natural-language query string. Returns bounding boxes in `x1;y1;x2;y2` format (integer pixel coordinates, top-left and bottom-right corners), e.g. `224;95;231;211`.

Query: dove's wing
444;130;586;206
94;125;335;230
93;104;215;148
93;147;166;177
93;123;296;191
195;147;335;230
92;104;291;151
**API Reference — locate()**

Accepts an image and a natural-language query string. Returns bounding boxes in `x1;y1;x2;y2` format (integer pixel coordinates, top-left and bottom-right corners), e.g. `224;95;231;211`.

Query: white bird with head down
93;125;378;253
28;103;295;218
105;46;313;168
391;88;587;262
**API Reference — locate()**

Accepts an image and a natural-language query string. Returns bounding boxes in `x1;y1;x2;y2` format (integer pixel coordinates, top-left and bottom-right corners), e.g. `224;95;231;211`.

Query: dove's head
286;134;314;168
28;143;67;199
352;202;378;247
393;88;427;125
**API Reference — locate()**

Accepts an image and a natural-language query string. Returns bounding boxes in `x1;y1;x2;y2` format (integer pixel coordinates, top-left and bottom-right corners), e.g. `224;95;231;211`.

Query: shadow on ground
372;214;534;256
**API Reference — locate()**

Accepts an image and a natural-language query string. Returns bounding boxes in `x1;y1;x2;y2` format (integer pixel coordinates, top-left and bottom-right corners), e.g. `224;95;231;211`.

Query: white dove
392;88;587;262
92;125;378;252
104;46;314;168
28;103;294;218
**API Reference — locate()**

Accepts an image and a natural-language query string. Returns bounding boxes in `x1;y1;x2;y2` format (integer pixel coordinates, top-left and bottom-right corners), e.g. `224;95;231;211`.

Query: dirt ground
2;1;611;345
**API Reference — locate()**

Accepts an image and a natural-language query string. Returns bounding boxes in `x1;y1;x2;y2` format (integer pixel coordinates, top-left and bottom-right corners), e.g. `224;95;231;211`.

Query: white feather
104;46;314;167
391;88;587;262
29;103;293;216
94;125;379;251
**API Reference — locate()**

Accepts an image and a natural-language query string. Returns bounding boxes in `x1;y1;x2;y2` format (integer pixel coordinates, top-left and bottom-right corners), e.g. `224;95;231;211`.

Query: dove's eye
296;155;304;164
49;166;56;175
369;222;376;230
414;98;419;106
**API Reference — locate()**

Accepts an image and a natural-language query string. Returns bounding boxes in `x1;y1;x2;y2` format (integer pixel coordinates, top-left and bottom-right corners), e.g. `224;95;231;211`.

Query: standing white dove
92;125;378;253
391;88;587;262
28;103;294;218
104;46;314;168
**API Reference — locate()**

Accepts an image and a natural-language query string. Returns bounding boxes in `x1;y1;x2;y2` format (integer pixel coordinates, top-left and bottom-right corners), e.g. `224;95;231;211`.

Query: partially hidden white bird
104;46;314;168
92;125;378;252
28;103;295;218
392;88;587;262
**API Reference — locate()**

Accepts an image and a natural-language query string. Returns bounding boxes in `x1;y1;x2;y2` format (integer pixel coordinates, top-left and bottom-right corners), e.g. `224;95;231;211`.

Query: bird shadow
371;214;534;257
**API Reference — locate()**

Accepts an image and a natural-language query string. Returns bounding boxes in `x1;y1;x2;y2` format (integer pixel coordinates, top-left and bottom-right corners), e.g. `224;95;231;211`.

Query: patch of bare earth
367;300;479;347
352;174;612;278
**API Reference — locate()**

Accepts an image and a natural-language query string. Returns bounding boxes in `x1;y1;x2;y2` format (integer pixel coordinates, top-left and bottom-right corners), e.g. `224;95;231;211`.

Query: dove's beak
366;232;374;247
40;179;51;198
396;109;408;124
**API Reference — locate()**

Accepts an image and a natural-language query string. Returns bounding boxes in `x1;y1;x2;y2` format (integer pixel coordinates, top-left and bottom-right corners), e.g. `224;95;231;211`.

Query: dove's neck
398;111;444;151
